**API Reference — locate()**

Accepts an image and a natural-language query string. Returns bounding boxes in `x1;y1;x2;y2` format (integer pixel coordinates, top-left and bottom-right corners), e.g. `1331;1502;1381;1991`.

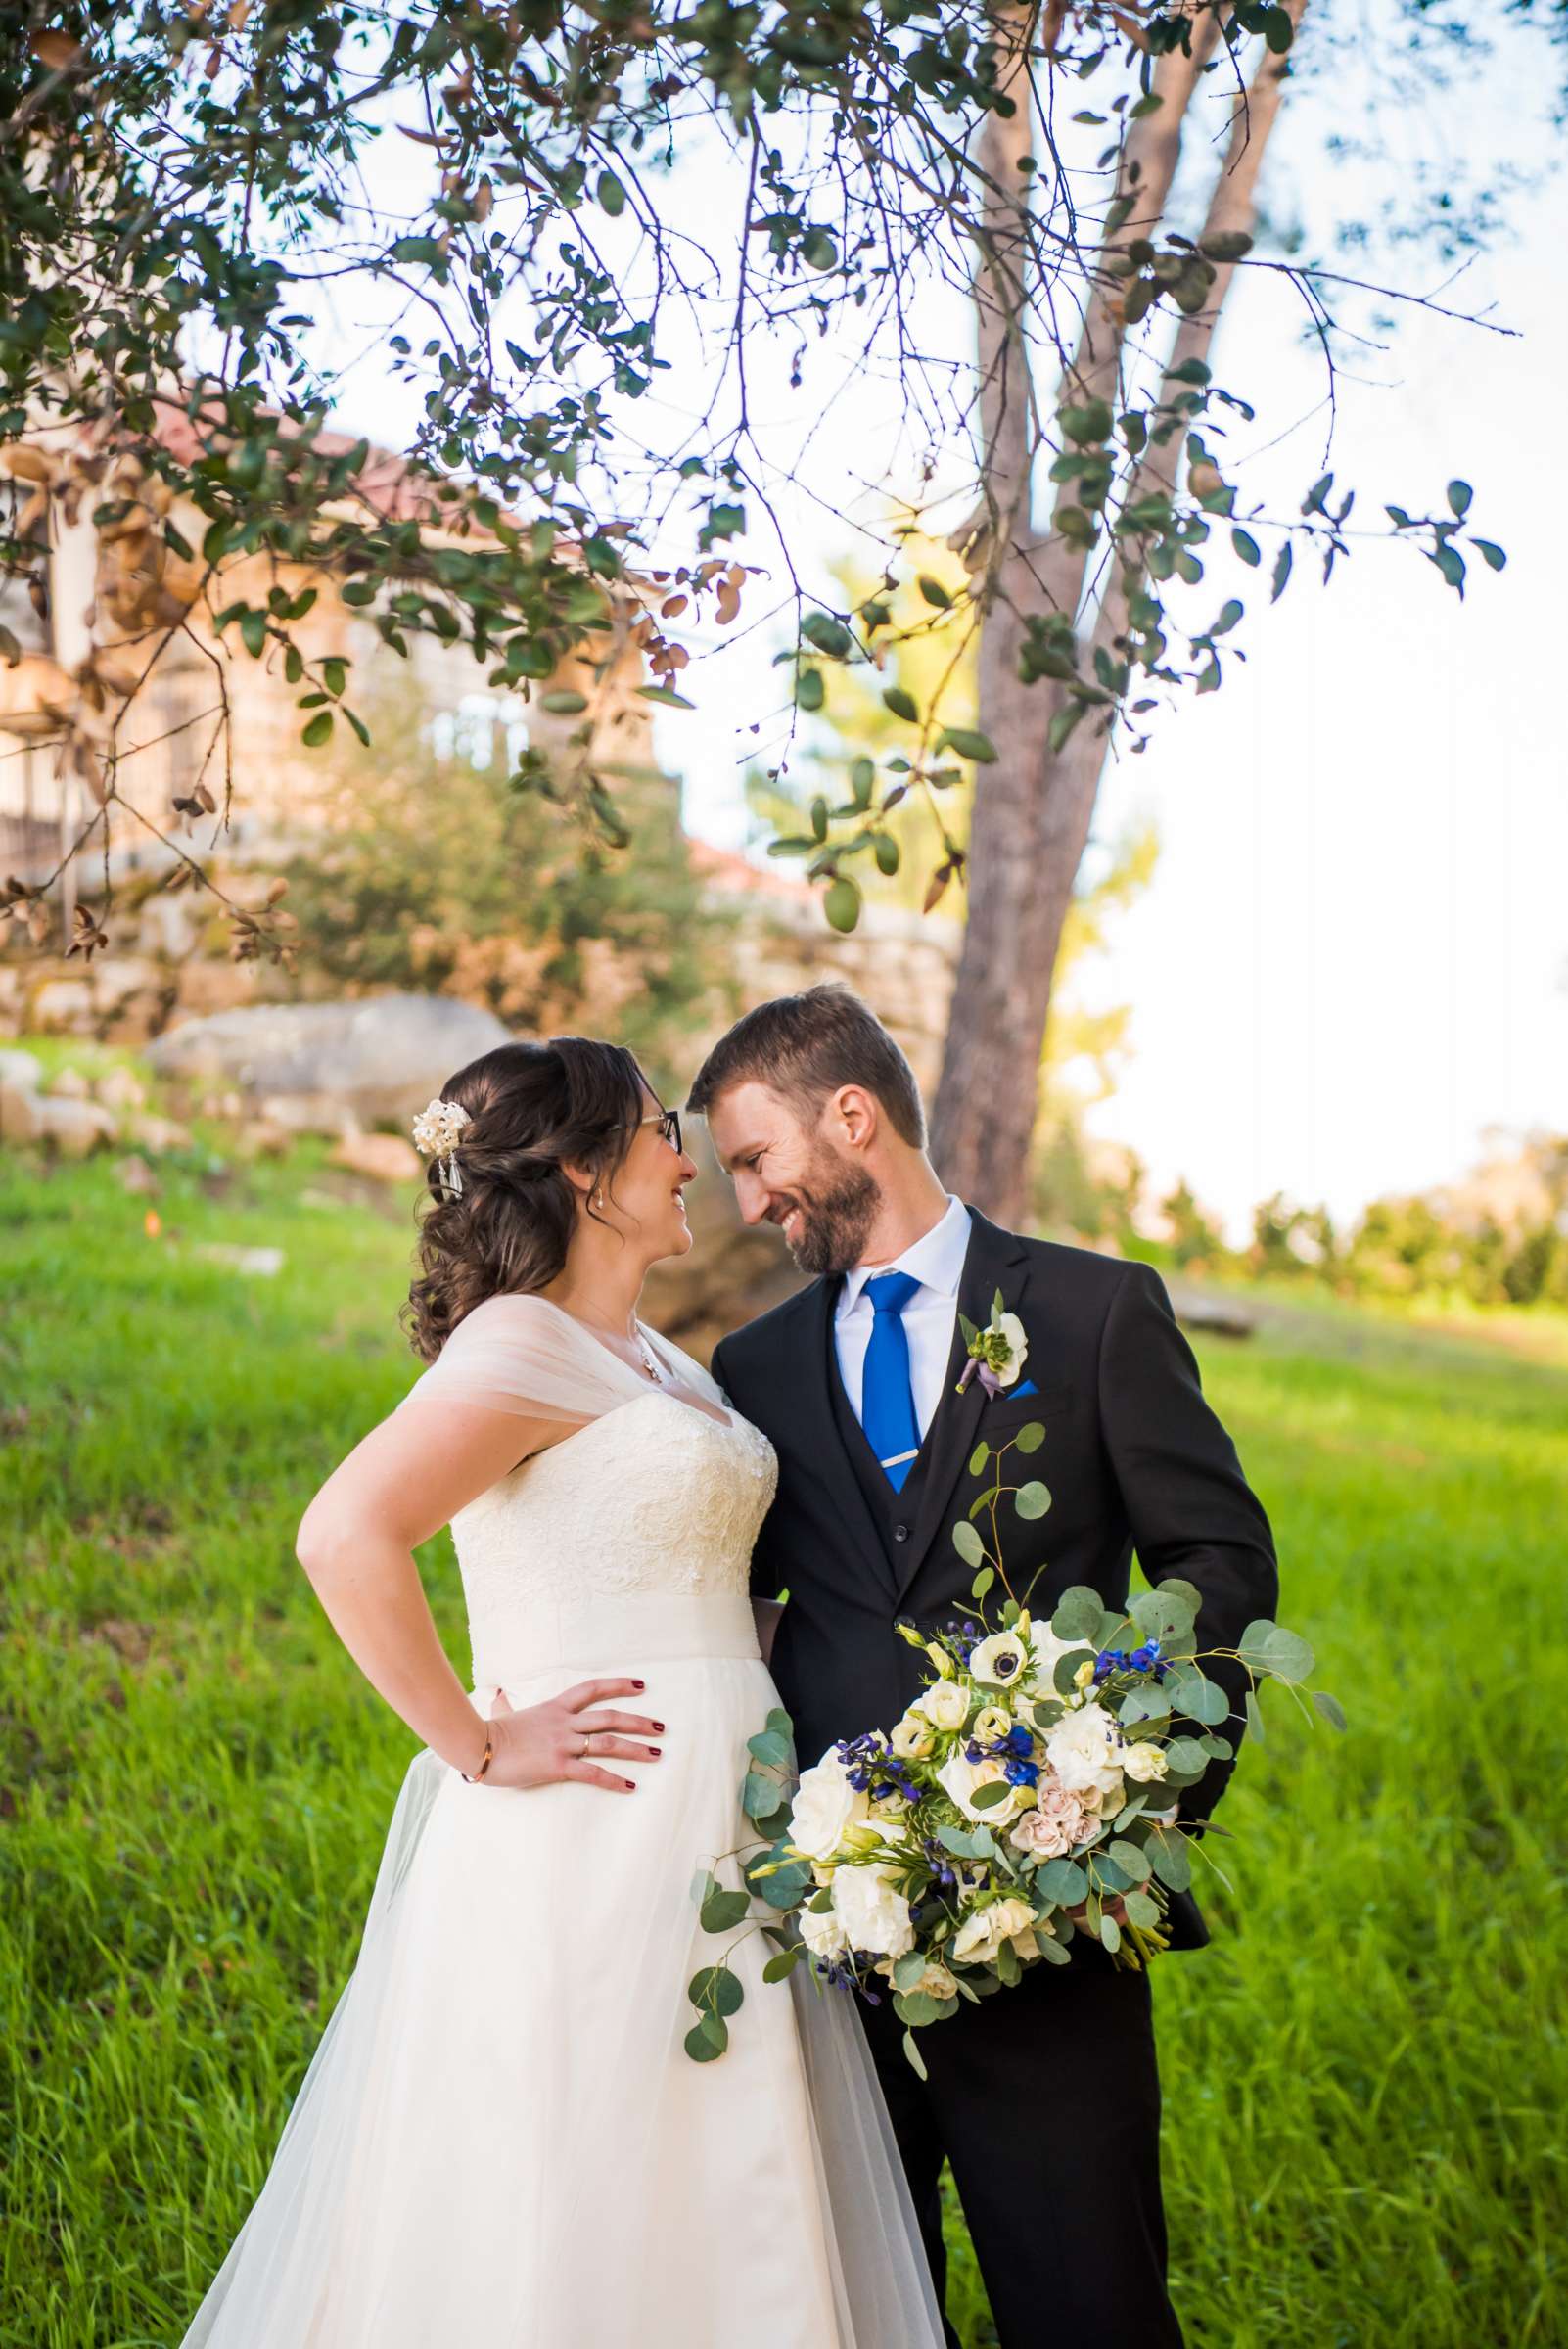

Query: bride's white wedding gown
180;1294;943;2348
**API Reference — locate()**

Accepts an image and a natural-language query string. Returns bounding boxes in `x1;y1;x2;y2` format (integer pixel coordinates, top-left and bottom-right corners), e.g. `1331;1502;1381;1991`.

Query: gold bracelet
460;1723;494;1784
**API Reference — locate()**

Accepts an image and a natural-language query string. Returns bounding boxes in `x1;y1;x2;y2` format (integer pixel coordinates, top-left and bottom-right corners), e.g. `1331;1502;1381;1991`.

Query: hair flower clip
411;1096;472;1196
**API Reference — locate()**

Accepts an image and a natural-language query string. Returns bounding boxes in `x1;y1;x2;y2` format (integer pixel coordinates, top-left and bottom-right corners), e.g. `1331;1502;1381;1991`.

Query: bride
179;1034;943;2349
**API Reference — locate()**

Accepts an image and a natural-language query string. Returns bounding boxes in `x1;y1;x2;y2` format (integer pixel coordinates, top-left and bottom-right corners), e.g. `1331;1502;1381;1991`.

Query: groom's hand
483;1679;666;1794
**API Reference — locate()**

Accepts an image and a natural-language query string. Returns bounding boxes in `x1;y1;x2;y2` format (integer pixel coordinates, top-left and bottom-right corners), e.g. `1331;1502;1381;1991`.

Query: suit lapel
798;1274;902;1602
897;1209;1031;1605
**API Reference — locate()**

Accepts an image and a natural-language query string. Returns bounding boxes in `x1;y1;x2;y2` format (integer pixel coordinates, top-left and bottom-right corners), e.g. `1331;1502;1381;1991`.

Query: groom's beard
772;1154;880;1277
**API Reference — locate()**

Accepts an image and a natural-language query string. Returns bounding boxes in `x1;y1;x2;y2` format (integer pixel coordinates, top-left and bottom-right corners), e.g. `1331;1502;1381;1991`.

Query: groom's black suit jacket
712;1208;1279;1956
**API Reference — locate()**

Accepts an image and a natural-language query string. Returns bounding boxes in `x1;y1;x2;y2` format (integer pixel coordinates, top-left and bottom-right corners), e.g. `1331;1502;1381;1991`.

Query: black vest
823;1291;933;1580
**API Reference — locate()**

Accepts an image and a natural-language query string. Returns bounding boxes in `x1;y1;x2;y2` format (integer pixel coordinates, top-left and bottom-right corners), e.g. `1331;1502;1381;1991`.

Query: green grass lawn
1;1128;1563;2347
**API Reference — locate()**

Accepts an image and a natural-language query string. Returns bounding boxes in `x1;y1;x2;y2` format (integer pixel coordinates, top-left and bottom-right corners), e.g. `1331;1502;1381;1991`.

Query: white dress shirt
834;1194;973;1444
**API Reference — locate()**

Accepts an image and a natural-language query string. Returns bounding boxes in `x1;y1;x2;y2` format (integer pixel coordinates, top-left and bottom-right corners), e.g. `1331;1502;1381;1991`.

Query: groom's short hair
686;985;927;1148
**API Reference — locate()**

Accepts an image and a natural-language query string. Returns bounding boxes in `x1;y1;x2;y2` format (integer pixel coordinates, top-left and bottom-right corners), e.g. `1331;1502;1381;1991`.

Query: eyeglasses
640;1106;682;1155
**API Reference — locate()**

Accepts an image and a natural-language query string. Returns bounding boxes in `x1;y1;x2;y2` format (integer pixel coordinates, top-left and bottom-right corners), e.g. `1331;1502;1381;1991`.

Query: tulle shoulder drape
396;1291;727;1428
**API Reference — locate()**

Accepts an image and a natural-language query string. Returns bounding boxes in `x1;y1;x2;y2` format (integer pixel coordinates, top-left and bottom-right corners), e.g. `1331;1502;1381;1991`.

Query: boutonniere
955;1289;1033;1400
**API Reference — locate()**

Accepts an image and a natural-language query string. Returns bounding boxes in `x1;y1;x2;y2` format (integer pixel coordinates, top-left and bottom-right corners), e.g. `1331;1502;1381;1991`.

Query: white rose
1044;1702;1127;1803
1025;1622;1091;1698
908;1958;958;2001
920;1680;970;1733
831;1863;916;1960
937;1749;1026;1827
789;1751;870;1862
800;1899;851;1964
891;1711;936;1760
969;1631;1029;1688
1123;1740;1170;1784
951;1894;1038;1968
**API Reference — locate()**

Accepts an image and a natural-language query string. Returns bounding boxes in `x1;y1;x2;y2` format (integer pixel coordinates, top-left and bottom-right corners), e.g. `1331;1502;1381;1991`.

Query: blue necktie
860;1270;922;1492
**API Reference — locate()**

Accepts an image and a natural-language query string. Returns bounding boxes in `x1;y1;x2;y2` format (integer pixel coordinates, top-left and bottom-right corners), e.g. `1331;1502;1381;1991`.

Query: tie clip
880;1448;919;1468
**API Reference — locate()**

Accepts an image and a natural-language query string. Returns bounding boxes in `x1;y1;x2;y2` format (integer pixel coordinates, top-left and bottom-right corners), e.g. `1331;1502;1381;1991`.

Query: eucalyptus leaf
1012;1421;1046;1454
1313;1688;1348;1731
1050;1587;1103;1643
700;1887;751;1933
1146;1825;1192;1894
762;1946;804;1983
952;1520;986;1568
1014;1480;1050;1520
688;1965;745;2018
1124;1889;1161;1930
1036;1857;1088;1906
1107;1838;1152;1883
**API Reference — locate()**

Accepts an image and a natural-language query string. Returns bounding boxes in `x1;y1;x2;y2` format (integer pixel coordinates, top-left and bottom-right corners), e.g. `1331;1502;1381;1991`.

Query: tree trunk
932;10;1299;1223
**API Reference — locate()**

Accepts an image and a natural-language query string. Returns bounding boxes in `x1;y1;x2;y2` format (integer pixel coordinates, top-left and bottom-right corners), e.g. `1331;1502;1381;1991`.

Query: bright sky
302;19;1567;1237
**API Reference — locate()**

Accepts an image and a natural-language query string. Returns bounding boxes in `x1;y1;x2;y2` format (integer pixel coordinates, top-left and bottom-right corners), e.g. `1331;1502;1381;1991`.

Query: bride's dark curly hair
403;1036;650;1362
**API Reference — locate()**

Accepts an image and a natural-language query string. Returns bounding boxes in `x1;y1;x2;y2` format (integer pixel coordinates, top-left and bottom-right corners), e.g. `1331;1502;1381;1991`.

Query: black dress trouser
857;1955;1185;2349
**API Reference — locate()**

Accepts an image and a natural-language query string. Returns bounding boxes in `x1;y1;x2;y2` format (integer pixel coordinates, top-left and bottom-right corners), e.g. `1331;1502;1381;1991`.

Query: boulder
36;1095;116;1158
231;1118;295;1161
0;1078;46;1144
147;994;513;1130
113;1154;161;1196
95;1065;149;1113
127;1112;193;1154
48;1063;92;1098
328;1131;423;1185
194;1242;285;1278
28;978;94;1030
0;1046;42;1094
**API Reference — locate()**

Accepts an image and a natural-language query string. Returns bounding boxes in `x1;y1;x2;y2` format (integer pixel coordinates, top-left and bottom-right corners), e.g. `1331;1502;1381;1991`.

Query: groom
691;985;1278;2349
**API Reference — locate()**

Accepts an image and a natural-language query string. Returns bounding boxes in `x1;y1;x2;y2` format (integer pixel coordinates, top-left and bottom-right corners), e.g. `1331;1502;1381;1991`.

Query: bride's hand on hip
483;1679;665;1793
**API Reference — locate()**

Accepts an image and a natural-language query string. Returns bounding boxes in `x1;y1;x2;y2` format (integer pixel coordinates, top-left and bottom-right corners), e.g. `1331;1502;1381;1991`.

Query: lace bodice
449;1388;777;1677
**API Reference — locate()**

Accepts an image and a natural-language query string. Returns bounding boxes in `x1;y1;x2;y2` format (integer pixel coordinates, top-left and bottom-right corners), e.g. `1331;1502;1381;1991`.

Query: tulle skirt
179;1593;943;2347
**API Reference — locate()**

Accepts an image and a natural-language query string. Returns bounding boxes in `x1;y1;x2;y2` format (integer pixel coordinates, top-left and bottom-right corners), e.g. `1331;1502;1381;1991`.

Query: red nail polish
625;1778;637;1790
652;1721;666;1732
633;1681;646;1691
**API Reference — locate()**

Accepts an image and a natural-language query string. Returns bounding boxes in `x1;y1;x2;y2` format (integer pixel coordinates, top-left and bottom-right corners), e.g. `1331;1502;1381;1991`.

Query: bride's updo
403;1036;648;1362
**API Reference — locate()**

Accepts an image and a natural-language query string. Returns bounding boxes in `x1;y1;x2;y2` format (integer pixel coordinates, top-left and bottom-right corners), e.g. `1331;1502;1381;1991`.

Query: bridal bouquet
686;1414;1341;2073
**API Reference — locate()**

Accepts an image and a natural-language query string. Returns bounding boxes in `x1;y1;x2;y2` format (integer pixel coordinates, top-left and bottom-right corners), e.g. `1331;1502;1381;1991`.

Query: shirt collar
838;1194;972;1315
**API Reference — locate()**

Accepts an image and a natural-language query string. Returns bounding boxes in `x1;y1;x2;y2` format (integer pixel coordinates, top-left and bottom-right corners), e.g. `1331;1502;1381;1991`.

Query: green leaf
938;727;998;764
1124;1888;1161;1930
823;875;860;933
883;685;919;721
915;574;951;609
238;609;267;659
1013;1480;1050;1520
635;684;696;709
1162;1737;1208;1778
301;712;333;748
1313;1689;1348;1732
742;1770;785;1821
1244;1686;1267;1744
802;611;853;658
797;667;825;714
1050;1587;1103;1644
1198;229;1254;263
1261;1625;1315;1683
688;1964;745;2018
902;2029;929;2081
1099;1912;1122;1954
970;1779;1012;1812
1012;1421;1046;1454
970;1566;995;1603
1107;1838;1152;1884
1270;540;1293;604
762;1945;804;1983
952;1520;986;1568
1168;1668;1228;1727
747;1727;791;1768
539;689;589;714
700;1887;751;1933
390;235;447;268
1473;539;1506;572
597;169;626;217
1035;1858;1088;1906
1447;479;1473;518
1146;1824;1192;1893
684;2014;728;2062
895;1989;959;2027
968;1441;991;1477
801;228;838;272
1231;527;1262;568
1262;4;1295;52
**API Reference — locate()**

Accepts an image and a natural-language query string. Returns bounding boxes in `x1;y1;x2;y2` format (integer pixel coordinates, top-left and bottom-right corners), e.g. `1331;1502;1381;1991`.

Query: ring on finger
577;1733;591;1760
